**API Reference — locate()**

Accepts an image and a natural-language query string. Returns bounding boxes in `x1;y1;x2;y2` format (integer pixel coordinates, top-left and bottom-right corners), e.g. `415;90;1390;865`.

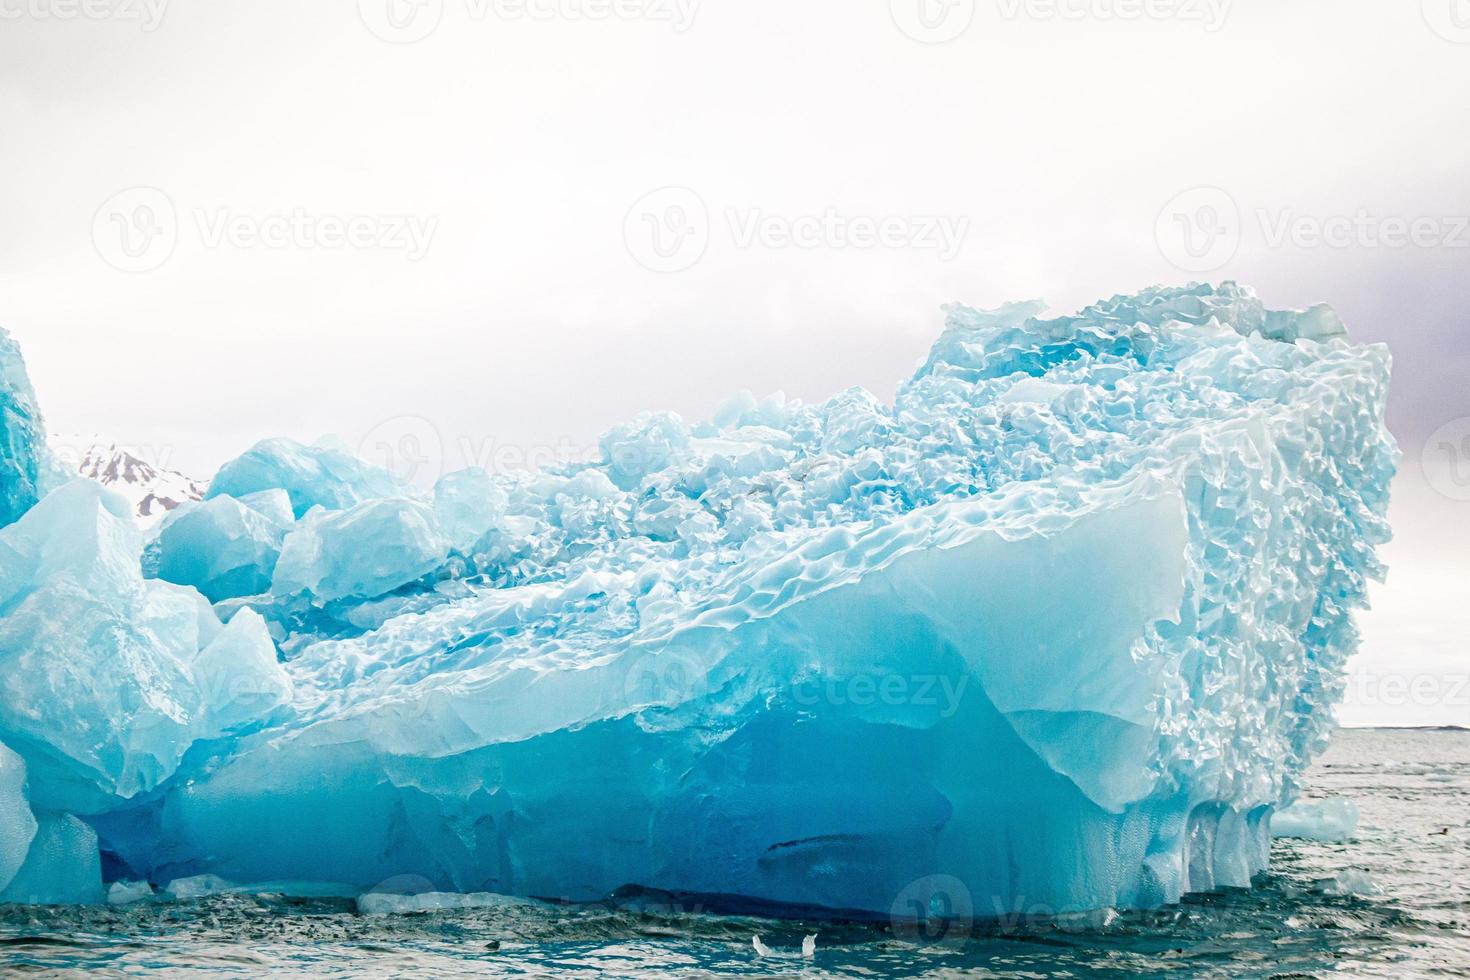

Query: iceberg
0;284;1396;917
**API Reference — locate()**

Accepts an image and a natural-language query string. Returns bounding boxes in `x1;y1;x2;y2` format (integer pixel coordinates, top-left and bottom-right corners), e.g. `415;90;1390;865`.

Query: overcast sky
1;0;1466;725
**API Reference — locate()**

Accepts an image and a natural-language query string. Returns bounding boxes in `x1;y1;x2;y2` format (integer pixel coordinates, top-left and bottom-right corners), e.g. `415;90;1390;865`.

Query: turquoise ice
0;284;1397;917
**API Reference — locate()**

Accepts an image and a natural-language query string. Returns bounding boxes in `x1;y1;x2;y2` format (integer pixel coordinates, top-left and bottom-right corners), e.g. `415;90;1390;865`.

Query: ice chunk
600;412;689;490
1313;868;1382;897
0;284;1398;915
1273;797;1360;842
207;437;402;519
0;812;103;905
433;468;507;554
107;879;154;904
239;488;295;527
0;742;37;892
156;493;291;602
163;873;237;901
356;890;541;915
192;609;291;733
271;497;449;602
0;327;63;528
0;480;285;815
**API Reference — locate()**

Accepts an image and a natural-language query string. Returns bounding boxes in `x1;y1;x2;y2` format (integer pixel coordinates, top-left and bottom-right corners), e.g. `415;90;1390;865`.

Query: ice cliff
0;285;1397;918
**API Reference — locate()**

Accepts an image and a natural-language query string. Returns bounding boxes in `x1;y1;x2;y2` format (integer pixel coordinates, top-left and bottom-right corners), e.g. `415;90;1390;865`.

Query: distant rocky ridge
73;444;205;525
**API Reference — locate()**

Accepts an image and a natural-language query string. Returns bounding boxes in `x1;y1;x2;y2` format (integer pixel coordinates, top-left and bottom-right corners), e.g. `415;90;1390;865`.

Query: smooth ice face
157;493;292;602
0;284;1398;915
271;497;450;603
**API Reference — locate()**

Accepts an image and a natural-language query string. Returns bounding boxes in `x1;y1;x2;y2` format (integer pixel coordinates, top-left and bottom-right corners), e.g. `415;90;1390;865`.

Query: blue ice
0;284;1397;916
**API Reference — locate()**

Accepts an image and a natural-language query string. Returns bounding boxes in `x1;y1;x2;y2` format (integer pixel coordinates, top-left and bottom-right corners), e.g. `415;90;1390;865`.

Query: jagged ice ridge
0;284;1396;917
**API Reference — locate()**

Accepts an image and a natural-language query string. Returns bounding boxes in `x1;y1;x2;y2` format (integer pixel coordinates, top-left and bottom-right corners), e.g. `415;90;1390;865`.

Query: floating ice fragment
107;879;154;905
1272;797;1360;842
1313;868;1382;897
356;891;543;915
163;873;237;901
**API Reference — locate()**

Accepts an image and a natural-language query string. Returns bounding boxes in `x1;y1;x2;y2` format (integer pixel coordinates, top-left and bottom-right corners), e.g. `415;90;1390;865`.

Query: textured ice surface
0;284;1396;914
0;812;103;905
0;743;36;892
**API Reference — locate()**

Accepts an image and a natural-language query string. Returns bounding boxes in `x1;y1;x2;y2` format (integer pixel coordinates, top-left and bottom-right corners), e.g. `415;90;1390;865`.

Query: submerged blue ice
0;285;1396;917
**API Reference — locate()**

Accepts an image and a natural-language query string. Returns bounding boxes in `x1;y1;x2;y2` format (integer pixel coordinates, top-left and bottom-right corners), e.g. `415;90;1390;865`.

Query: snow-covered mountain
74;444;205;525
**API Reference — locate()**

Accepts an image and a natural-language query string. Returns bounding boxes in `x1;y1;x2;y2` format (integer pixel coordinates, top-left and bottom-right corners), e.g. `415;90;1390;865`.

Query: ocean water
2;727;1466;978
